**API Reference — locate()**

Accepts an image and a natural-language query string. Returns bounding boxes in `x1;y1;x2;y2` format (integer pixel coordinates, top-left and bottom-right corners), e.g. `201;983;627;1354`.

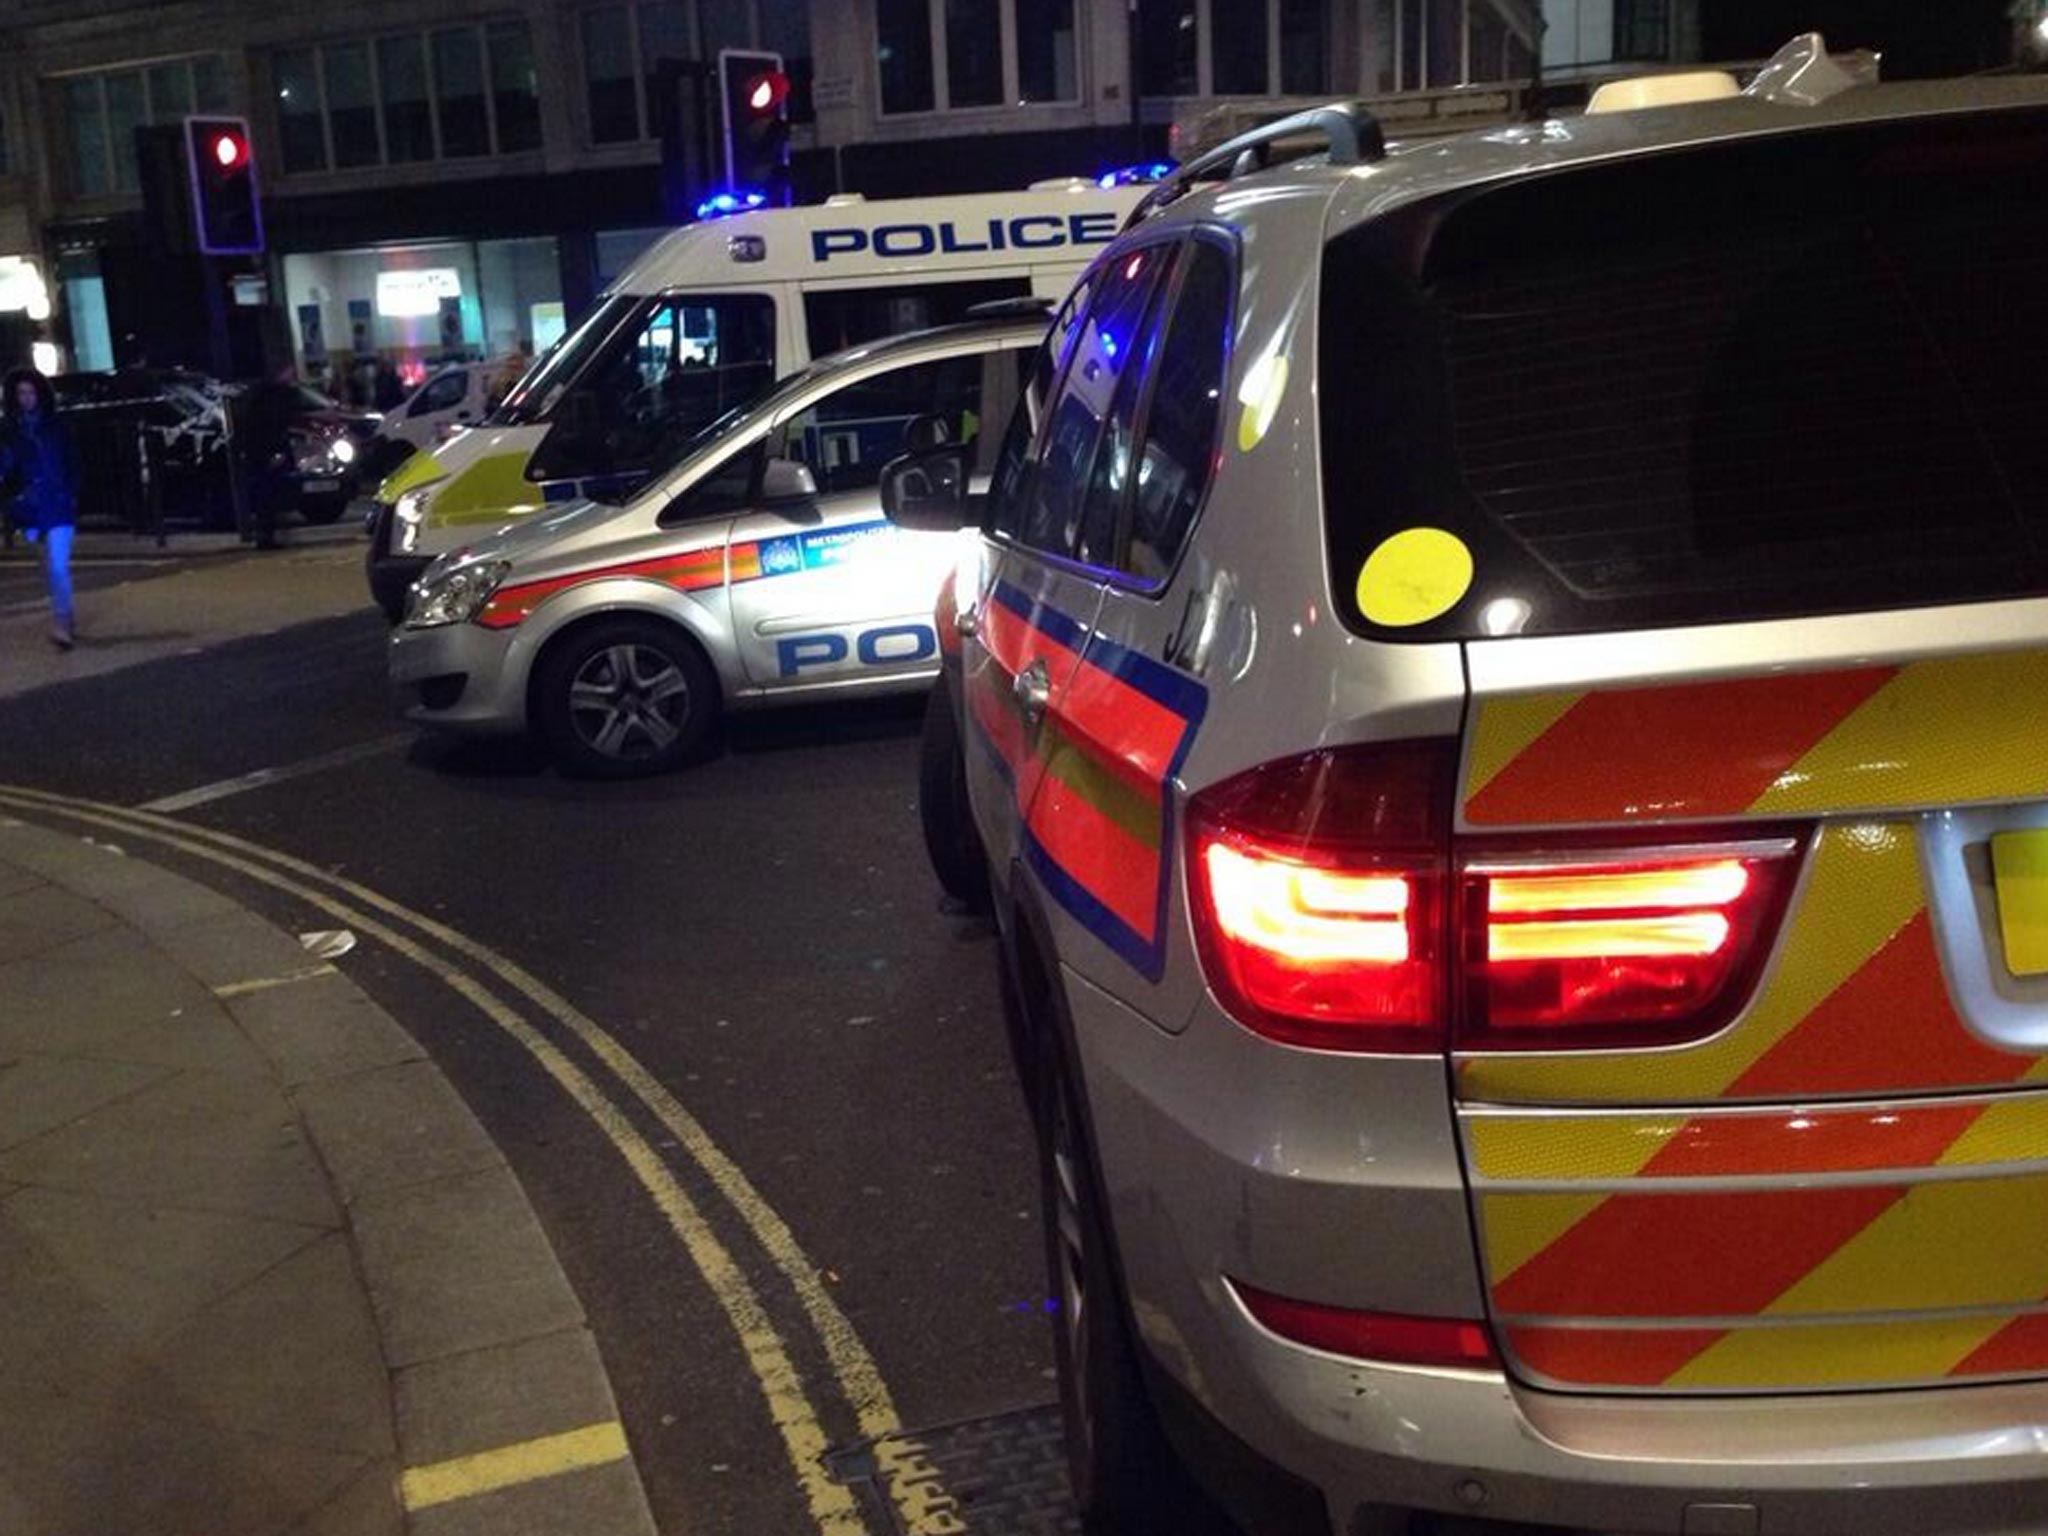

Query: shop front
280;234;562;403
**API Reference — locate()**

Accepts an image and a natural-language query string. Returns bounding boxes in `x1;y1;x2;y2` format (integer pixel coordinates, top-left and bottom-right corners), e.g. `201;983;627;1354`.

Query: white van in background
365;176;1147;619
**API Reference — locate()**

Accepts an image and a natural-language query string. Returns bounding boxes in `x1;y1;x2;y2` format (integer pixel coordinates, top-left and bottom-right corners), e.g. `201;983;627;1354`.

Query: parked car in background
282;385;381;524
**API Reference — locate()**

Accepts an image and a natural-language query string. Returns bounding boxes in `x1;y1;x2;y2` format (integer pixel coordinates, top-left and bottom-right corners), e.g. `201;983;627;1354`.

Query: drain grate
827;1403;1080;1535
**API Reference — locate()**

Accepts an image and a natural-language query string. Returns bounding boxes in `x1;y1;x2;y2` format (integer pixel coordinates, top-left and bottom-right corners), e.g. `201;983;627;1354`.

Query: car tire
533;618;718;779
1038;1009;1205;1536
301;495;349;525
918;681;991;912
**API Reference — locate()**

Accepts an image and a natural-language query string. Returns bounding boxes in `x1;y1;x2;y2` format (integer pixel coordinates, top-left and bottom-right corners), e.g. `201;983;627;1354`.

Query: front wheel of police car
532;617;718;779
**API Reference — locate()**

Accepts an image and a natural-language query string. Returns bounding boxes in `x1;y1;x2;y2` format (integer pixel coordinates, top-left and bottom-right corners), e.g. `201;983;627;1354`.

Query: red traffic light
745;71;790;114
211;131;248;170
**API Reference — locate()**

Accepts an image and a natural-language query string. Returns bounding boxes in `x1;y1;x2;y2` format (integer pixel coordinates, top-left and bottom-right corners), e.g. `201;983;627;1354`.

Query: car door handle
1014;659;1051;725
955;605;979;639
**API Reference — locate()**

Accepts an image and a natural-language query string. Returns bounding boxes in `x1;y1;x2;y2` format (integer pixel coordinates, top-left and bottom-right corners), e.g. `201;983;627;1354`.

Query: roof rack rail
1127;100;1387;224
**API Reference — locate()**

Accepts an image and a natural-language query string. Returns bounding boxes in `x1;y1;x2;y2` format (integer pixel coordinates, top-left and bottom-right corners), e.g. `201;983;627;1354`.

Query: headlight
405;558;511;628
332;436;357;466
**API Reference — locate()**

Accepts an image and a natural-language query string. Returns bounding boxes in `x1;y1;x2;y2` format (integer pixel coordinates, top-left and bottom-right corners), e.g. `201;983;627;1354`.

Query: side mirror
880;445;971;532
761;457;819;504
903;411;954;453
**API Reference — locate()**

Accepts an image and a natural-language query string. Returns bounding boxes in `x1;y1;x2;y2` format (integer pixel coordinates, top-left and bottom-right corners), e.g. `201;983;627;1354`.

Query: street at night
8;3;2048;1535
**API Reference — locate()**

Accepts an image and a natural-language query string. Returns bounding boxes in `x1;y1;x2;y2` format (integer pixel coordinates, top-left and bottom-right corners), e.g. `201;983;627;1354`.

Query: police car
387;310;1043;775
365;178;1144;620
889;43;2048;1536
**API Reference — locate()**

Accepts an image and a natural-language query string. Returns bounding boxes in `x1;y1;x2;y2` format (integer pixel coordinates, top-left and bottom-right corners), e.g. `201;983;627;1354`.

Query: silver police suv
387;314;1041;775
891;48;2048;1536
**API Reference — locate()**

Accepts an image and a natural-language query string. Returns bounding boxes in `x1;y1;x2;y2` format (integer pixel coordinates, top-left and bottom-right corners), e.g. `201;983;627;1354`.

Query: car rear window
1320;107;2048;640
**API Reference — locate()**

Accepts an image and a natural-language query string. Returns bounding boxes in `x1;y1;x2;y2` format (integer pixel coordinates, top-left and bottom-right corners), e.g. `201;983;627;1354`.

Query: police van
365;178;1146;619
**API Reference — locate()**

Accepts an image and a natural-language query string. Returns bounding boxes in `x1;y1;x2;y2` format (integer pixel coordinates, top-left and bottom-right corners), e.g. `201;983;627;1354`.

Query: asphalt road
0;564;1065;1535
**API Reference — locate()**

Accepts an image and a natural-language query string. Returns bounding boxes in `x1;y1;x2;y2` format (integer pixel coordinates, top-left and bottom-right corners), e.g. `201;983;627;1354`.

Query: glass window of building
699;0;754;55
432;29;490;158
64;78;110;196
1381;0;1532;92
324;43;380;168
882;0;1083;113
1137;0;1198;95
638;0;693;139
1015;0;1078;102
946;0;1004;108
379;35;436;162
102;71;145;193
583;7;641;142
147;61;193;119
1279;0;1327;92
57;56;232;199
878;0;936;114
1615;0;1671;59
193;55;230;111
276;50;327;174
1210;3;1271;94
488;22;542;152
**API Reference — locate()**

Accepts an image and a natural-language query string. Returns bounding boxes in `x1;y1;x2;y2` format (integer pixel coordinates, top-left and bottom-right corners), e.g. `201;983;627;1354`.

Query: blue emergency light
1095;162;1176;189
695;189;770;220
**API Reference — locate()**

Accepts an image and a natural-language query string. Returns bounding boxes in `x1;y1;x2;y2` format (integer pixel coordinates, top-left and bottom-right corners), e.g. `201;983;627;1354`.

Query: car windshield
492;294;630;423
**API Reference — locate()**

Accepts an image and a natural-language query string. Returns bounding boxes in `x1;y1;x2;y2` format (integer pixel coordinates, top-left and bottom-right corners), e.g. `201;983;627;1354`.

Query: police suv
387;311;1043;775
365;178;1143;620
890;43;2048;1536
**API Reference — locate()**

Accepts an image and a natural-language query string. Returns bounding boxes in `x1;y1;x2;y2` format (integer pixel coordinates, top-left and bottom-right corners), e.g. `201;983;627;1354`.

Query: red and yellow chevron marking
1465;649;2048;827
1470;1093;2048;1389
477;544;728;629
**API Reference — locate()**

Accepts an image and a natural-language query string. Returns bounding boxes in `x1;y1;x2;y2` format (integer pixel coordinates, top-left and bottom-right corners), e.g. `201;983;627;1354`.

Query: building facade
0;0;1695;386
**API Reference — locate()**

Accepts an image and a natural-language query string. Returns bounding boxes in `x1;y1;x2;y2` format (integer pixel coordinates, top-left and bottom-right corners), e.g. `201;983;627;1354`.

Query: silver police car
388;315;1042;775
894;51;2048;1536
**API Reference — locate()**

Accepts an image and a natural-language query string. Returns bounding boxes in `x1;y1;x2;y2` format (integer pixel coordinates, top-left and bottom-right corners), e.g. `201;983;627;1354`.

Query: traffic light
185;116;263;255
718;50;790;205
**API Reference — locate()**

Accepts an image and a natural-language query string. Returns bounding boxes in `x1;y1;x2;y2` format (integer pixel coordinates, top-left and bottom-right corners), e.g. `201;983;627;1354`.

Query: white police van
366;176;1149;618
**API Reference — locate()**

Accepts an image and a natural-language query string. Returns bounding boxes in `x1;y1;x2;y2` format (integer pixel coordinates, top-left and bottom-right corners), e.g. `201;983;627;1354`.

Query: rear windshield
1321;108;2048;639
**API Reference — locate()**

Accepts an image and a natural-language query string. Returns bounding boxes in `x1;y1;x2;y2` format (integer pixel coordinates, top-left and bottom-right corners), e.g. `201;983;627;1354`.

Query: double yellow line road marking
0;784;964;1536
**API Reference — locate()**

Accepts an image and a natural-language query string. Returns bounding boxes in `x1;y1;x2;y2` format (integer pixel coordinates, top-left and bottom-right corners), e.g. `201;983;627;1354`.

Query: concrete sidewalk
0;534;373;701
0;817;657;1536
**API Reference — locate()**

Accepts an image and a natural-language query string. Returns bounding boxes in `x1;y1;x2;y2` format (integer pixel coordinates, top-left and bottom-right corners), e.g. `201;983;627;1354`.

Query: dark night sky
1702;0;2019;77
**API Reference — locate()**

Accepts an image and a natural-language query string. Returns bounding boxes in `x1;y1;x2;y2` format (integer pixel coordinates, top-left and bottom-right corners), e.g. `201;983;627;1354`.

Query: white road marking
138;734;410;813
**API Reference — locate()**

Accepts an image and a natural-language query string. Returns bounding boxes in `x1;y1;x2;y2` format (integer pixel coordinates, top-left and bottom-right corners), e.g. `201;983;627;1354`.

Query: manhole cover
827;1402;1079;1535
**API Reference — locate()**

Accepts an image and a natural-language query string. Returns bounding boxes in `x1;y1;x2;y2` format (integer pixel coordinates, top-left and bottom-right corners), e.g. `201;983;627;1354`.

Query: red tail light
1462;845;1799;1050
1185;743;1450;1052
1185;742;1803;1054
1231;1279;1498;1369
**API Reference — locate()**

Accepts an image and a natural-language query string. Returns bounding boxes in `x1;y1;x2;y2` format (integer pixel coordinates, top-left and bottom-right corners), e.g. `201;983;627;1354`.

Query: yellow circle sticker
1356;528;1474;627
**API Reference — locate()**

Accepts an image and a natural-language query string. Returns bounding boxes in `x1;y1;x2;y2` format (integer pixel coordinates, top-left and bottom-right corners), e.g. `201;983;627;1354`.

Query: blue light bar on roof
1095;161;1176;189
695;189;770;220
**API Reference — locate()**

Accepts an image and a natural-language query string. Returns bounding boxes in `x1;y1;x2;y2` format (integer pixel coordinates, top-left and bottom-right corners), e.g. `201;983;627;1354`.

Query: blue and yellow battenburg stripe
970;582;1206;979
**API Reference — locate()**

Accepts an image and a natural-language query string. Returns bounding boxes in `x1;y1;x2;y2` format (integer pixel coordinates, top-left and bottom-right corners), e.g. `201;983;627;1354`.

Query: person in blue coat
0;367;78;649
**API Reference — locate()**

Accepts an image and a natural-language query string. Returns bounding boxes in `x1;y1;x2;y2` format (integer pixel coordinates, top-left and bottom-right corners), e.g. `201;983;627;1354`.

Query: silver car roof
1138;76;2048;241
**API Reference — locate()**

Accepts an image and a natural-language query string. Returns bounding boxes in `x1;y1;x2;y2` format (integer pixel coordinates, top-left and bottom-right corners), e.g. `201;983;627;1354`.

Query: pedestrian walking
0;367;79;649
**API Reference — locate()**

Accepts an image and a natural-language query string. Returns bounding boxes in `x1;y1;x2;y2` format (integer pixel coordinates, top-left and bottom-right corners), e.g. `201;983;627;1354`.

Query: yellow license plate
1991;829;2048;977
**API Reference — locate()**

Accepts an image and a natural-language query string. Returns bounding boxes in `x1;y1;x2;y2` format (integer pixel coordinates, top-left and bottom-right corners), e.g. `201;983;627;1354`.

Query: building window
578;0;812;143
270;24;540;177
1138;0;1327;97
1383;0;1535;92
1614;0;1671;60
57;58;224;196
878;0;1079;114
56;55;231;197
